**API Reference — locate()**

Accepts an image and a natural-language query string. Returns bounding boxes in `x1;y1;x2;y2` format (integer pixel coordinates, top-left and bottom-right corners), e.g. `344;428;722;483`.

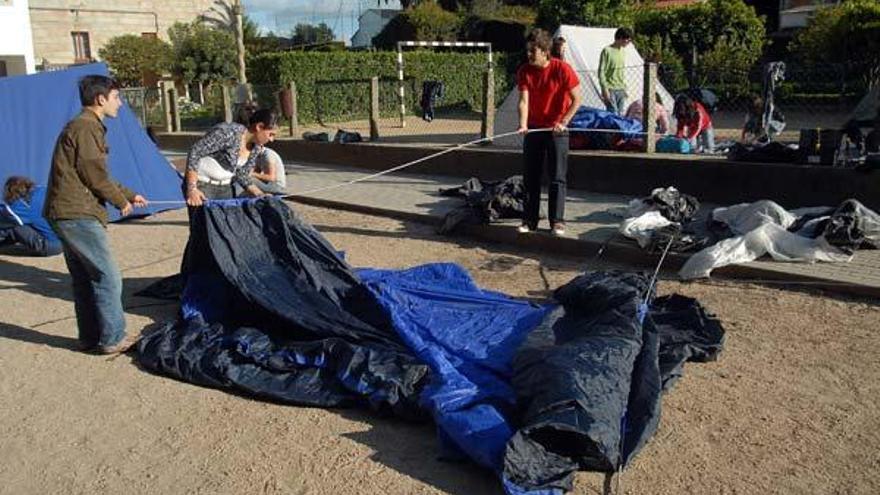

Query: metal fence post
397;44;406;128
481;68;495;143
221;84;233;123
160;81;173;133
168;85;181;132
370;77;380;141
643;62;658;154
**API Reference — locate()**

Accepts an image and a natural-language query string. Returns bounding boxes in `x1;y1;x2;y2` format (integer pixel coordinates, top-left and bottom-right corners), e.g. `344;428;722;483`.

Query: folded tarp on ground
137;198;724;494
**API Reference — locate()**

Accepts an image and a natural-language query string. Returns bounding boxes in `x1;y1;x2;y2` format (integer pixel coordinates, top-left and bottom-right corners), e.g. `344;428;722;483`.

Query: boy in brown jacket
44;75;148;354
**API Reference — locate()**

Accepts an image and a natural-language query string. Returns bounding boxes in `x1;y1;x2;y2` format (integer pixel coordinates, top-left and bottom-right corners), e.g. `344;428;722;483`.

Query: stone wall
29;0;218;66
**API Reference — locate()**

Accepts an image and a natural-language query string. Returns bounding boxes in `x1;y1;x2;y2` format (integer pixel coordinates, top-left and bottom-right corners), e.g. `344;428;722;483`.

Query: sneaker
551;223;566;236
517;224;533;234
97;334;140;355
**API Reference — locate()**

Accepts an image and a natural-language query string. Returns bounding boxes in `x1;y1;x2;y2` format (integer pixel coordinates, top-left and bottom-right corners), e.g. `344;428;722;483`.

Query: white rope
146;126;655;205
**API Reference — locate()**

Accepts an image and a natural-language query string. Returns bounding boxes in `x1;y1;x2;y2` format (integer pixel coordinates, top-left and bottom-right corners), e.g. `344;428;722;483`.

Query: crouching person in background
0;176;63;256
250;147;287;195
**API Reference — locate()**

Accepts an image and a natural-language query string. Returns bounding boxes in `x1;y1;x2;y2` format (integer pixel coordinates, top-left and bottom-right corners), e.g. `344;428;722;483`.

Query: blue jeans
606;89;628;115
51;219;126;348
689;126;716;153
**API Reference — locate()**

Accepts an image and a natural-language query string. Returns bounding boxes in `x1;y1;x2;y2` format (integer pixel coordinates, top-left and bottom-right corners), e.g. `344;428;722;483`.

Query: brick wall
29;0;217;66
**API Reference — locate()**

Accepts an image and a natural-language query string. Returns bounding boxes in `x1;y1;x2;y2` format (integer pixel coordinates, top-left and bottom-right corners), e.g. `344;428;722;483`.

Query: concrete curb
285;194;880;299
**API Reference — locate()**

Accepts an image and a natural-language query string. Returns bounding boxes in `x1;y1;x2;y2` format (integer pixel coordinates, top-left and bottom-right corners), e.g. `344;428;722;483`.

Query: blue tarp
569;106;644;138
0;63;182;219
138;198;724;494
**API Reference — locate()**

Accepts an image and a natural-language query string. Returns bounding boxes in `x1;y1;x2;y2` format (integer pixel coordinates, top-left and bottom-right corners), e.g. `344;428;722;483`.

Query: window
72;32;91;62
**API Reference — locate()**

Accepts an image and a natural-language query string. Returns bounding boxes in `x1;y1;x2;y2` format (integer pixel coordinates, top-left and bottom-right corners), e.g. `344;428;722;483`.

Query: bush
98;35;172;87
249;51;515;124
633;0;765;87
790;0;880;89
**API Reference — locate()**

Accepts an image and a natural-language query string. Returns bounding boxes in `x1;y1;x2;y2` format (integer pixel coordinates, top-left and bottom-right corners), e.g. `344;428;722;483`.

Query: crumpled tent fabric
138;198;724;494
727;141;801;164
625;187;700;224
678;200;858;279
437;176;531;234
821;199;880;253
503;271;724;492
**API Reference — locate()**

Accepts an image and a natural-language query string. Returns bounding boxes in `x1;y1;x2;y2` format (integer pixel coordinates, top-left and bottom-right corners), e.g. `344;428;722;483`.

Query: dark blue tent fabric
0;63;182;220
137;198;723;495
569;106;643;139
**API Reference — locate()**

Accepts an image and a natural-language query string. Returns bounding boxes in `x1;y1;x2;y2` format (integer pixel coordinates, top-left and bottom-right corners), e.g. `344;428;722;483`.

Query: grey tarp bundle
503;271;724;492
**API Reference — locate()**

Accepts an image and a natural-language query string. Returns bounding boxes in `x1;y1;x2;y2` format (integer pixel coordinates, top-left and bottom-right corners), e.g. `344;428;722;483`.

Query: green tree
373;1;463;48
98;35;172;87
536;0;634;29
168;22;237;84
790;0;880;86
291;23;336;45
633;0;765;89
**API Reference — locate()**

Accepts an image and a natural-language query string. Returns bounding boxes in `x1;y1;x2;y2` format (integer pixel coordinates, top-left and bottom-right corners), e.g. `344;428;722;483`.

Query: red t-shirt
516;59;580;128
676;102;712;140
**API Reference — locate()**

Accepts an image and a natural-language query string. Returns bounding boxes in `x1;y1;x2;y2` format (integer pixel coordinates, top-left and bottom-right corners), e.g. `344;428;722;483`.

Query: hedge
248;51;519;124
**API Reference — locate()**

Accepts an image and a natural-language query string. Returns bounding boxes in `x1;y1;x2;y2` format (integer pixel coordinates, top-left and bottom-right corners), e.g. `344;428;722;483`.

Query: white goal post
396;41;493;127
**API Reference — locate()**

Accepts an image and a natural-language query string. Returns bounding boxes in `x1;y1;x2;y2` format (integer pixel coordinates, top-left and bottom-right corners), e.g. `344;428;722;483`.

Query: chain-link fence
120;87;164;130
658;62;864;145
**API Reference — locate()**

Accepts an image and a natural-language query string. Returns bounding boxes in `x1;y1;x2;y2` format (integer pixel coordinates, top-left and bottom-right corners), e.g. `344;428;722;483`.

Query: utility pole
233;0;251;100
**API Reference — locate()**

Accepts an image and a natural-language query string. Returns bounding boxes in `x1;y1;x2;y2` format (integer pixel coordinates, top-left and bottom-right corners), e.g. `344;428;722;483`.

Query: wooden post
481;68;495;144
160;81;172;133
642;62;658;154
289;82;298;137
370;76;380;141
221;84;233;123
168;86;181;132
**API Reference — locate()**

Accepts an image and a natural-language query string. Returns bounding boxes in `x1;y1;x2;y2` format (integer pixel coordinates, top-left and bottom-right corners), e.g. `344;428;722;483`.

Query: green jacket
598;45;627;92
44;110;135;225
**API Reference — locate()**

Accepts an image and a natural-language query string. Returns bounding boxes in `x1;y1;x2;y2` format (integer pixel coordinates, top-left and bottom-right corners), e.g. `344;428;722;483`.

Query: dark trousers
523;131;569;228
0;225;62;256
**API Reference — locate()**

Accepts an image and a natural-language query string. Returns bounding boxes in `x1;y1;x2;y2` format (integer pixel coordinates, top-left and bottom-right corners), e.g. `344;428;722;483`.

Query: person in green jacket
44;75;149;354
598;27;633;115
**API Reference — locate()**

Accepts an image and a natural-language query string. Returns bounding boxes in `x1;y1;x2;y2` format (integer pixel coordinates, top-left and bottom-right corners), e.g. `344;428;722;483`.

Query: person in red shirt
674;95;715;153
516;29;582;236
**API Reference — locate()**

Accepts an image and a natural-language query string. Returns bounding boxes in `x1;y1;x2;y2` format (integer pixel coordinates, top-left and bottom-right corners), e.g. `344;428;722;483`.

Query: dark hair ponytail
248;108;278;129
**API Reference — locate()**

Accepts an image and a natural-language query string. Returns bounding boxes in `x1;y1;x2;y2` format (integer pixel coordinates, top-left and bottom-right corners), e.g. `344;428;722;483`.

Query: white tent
846;85;879;126
494;25;677;147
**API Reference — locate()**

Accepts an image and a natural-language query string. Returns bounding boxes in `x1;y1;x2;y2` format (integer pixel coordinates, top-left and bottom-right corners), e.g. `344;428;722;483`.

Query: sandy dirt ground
1;203;878;495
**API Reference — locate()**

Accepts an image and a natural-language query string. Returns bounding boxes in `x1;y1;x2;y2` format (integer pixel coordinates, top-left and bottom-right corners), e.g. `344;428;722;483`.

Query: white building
0;0;36;76
779;0;840;30
350;9;398;49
